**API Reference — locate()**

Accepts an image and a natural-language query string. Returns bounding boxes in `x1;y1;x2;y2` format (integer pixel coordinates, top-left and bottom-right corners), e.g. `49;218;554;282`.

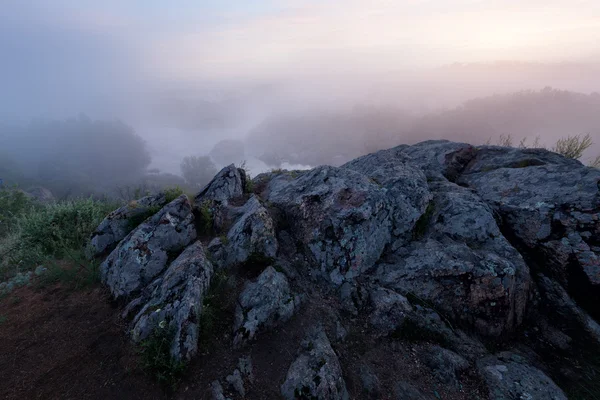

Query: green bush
164;186;184;203
0;188;37;237
139;327;186;388
1;198;115;278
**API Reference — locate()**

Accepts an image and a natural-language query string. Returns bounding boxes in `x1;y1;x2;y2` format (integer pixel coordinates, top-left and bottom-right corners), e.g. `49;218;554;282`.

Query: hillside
2;140;599;399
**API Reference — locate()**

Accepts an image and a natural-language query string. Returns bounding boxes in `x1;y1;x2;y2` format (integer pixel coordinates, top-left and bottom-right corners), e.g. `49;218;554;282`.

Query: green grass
164;186;184;203
0;192;116;285
412;201;436;240
198;270;233;349
139;327;186;389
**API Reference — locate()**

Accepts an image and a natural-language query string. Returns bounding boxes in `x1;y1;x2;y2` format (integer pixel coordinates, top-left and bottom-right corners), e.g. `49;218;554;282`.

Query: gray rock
233;266;298;346
374;180;530;337
238;356;255;383
537;275;600;344
211;380;229;400
194;164;245;207
477;354;567;400
225;369;245;397
265;166;394;285
100;194;197;300
400;140;476;181
341;147;432;243
209;195;278;269
459;146;600;307
130;241;213;361
419;345;469;386
281;329;349;400
369;287;413;335
359;363;381;398
89;192;167;258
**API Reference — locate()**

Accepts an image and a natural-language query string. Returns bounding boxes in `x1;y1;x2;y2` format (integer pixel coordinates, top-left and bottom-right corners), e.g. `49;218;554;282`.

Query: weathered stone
265;166;393;285
374;181;530;337
418;345;469;386
209;195;278;269
359;363;381;399
477;353;567;400
233;266;298;346
459;146;600;316
129;241;213;361
100;195;197;300
369;287;413;335
194;164;245;207
225;369;245;397
281;328;349;400
89;192;167;258
394;381;431;400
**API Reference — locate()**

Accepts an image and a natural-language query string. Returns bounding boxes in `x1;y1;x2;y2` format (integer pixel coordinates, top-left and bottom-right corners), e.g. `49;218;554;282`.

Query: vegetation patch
164;186;184;203
126;206;161;231
139;326;186;389
412;201;436;240
198;270;234;349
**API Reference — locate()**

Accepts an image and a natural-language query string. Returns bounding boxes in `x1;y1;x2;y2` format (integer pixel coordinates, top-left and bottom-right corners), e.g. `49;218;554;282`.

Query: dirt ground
0;280;486;400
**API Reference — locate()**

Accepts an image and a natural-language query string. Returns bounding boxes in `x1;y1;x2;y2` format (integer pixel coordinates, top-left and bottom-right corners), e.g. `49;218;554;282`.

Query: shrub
164;186;184;203
139;327;186;388
553;133;594;159
0;188;37;237
1;198;115;277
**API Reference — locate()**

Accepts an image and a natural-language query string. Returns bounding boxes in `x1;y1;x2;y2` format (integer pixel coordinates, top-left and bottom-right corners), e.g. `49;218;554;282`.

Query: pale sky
2;0;599;82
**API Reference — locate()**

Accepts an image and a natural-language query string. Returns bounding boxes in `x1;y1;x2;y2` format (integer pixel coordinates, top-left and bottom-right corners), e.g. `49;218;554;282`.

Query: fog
1;1;599;199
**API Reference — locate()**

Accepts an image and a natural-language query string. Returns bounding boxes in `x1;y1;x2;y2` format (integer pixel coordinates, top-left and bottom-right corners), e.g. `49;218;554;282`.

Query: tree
180;156;217;188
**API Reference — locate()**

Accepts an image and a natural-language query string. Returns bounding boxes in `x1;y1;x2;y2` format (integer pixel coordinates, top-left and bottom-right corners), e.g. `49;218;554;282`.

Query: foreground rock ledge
93;140;600;398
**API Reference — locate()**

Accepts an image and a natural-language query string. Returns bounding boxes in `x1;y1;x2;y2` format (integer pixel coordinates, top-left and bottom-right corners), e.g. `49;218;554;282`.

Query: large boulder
341;146;432;246
130;241;213;361
264;166;394;285
374;180;530;337
89;192;167;258
281;328;349;400
477;353;567;400
233;266;298;346
100;195;197;300
459;146;600;319
208;195;278;269
194;164;246;207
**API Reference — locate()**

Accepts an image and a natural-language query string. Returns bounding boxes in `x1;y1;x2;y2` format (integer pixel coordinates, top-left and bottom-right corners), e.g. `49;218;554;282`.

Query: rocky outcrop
264;166;394;285
194;164;245;207
89;192;167;258
233;266;298;346
281;328;349;400
100;195;197;300
374;179;530;337
208;195;278;270
477;353;567;400
129;241;213;361
92;139;600;397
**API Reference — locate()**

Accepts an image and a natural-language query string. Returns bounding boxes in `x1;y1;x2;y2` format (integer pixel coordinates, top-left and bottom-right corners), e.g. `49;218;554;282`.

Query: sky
0;0;599;120
2;0;599;81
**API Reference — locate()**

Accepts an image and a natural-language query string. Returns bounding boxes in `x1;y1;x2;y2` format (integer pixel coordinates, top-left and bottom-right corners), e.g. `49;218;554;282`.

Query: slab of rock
374;181;530;337
341;146;432;243
233;266;298;346
477;353;567;400
265;165;394;285
194;164;245;207
208;195;278;269
369;287;413;335
281;329;349;400
100;195;197;300
89;192;167;258
129;241;213;361
459;146;600;314
419;345;469;386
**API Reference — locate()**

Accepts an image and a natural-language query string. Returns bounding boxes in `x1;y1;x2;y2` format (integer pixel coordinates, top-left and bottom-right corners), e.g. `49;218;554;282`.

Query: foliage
198;270;233;349
553;133;594;159
180;155;217;189
164;186;184;203
139;327;186;389
496;134;514;147
1;198;115;279
590;155;600;169
196;200;214;235
0;187;37;237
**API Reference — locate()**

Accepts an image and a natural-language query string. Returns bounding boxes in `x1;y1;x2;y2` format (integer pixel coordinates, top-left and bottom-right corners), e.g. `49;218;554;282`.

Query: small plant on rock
139;325;186;389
